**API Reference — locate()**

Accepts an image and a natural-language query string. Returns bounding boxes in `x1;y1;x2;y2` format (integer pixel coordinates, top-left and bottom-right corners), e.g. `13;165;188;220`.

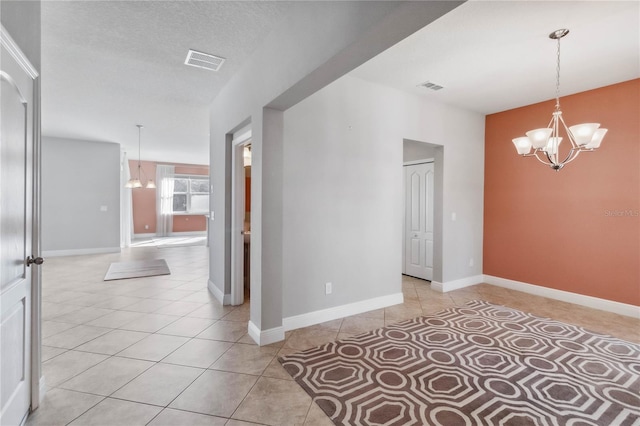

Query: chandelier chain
555;36;561;110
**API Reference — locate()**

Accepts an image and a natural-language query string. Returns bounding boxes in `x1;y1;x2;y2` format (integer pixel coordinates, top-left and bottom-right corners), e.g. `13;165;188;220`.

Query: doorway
231;128;251;305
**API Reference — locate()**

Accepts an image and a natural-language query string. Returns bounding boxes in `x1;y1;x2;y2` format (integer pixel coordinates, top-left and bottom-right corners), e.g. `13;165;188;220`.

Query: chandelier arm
533;150;553;166
558;113;579;149
545;150;558;167
560;148;582;165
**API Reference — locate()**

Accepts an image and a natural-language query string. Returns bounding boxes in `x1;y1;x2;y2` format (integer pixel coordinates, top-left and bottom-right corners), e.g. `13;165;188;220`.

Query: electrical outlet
144;224;149;230
469;258;474;267
325;282;332;295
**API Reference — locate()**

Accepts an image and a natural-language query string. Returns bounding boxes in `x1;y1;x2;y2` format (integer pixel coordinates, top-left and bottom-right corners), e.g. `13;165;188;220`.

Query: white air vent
185;49;226;72
419;81;444;91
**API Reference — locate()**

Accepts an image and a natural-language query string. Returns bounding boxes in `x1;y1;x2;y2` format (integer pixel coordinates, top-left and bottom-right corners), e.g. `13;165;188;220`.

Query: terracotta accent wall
172;215;207;232
246;177;251;212
484;79;639;306
129;160;209;234
130;160;157;233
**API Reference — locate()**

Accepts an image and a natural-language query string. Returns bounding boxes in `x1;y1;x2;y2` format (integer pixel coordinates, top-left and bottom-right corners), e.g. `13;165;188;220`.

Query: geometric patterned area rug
103;259;170;281
279;300;640;426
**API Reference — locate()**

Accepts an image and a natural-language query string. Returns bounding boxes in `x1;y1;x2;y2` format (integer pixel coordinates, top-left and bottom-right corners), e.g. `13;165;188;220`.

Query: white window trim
172;174;209;215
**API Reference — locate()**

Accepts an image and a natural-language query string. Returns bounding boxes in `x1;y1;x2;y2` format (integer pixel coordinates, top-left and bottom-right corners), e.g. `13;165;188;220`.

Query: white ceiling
41;1;293;164
352;0;640;114
41;1;639;164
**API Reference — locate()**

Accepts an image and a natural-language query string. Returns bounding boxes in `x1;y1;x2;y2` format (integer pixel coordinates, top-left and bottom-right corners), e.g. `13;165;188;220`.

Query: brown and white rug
279;300;640;426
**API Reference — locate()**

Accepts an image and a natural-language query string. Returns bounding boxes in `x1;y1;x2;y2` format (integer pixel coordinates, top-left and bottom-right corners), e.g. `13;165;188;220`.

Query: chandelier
125;124;156;189
512;29;607;171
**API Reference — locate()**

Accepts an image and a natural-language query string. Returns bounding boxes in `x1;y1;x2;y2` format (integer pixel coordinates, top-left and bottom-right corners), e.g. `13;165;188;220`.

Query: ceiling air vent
185;49;226;72
419;81;444;91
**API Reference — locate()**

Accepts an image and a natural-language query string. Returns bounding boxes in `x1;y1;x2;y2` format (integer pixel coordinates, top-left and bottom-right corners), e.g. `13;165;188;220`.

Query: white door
1;27;38;426
404;162;434;280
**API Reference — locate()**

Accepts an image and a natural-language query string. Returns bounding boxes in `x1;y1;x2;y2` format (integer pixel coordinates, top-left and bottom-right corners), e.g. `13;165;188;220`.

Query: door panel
1;30;34;426
404;163;434;281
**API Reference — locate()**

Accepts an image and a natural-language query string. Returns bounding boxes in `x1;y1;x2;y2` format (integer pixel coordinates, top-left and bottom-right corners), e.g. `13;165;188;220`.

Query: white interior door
404;162;434;280
1;27;37;426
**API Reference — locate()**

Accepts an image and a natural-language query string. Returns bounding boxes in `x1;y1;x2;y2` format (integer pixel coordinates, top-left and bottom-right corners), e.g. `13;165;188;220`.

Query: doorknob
26;256;44;266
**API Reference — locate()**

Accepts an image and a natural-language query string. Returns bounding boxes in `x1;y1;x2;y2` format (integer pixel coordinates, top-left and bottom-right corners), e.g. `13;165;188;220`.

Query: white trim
431;275;483;292
231;132;251;306
133;233;157;239
283;292;404;332
232;125;252;145
483;275;640;319
167;231;207;237
42;247;120;257
403;158;434;166
207;279;230;305
248;321;285;346
38;377;46;403
1;25;38;79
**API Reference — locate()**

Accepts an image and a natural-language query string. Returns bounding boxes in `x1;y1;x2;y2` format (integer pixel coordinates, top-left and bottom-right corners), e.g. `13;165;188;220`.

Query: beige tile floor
28;244;639;426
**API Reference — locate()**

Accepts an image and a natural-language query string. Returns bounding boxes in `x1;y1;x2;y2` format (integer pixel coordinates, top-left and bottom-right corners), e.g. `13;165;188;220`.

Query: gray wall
282;75;484;318
208;2;463;332
42;137;121;255
1;0;41;71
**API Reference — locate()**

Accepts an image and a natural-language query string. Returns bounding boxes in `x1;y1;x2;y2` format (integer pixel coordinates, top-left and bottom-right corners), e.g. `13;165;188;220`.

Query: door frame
1;24;42;416
231;128;251;306
402;158;434;278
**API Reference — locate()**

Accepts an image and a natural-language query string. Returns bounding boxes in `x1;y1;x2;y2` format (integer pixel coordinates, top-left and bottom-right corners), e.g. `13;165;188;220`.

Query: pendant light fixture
125;124;156;189
512;29;607;171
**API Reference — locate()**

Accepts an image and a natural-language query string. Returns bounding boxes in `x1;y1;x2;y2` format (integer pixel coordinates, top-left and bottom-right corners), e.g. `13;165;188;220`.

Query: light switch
451;212;456;221
100;205;108;212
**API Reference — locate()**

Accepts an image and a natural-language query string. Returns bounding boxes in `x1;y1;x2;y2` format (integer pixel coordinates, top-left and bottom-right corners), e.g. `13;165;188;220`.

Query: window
172;175;209;214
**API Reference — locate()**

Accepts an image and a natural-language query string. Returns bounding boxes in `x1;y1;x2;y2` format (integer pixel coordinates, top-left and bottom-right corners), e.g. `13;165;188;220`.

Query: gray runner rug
104;259;170;281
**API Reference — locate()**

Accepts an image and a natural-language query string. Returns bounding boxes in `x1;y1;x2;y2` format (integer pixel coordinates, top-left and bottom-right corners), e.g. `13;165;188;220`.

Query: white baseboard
207;279;230;305
133;233;157;239
42;247;120;257
431;275;483;293
283;292;404;332
39;376;46;403
483;274;640;319
168;231;206;237
248;321;285;346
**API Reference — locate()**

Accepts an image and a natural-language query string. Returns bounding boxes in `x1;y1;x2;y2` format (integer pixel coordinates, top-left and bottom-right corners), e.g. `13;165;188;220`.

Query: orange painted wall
246;177;251;212
130;160;157;234
484;79;639;306
129;160;209;234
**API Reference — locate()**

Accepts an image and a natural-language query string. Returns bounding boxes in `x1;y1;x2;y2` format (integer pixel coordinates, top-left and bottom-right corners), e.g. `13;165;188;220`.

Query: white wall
282;75;484;317
208;2;463;335
42;137;121;255
404;139;436;163
1;0;41;71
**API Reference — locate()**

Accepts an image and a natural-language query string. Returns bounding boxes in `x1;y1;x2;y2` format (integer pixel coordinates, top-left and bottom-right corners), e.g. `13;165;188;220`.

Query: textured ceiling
42;1;292;164
41;1;639;165
351;0;640;114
